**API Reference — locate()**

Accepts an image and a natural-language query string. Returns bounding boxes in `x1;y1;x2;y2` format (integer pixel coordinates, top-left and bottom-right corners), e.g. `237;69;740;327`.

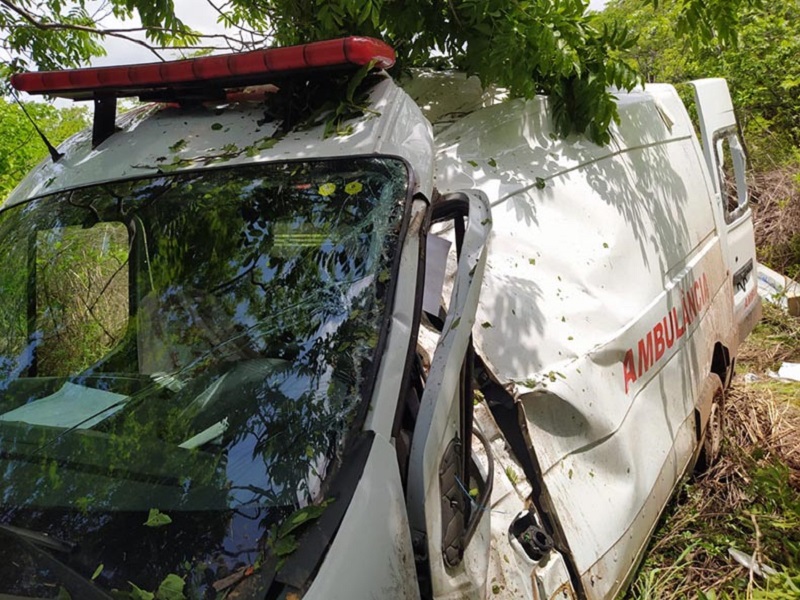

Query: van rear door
691;78;761;344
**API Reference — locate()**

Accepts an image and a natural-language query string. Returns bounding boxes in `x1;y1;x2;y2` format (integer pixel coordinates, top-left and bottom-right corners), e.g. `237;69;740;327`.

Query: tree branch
0;0;167;61
89;1;113;23
2;0;268;60
206;0;272;38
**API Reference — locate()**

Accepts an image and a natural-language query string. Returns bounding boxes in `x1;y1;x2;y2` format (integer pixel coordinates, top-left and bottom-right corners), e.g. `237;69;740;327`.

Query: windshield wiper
0;523;76;553
0;525;112;600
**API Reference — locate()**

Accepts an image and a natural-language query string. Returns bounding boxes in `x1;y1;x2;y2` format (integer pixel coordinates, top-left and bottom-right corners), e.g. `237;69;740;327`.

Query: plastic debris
728;547;778;578
757;263;800;314
777;362;800;382
743;373;760;383
766;362;800;382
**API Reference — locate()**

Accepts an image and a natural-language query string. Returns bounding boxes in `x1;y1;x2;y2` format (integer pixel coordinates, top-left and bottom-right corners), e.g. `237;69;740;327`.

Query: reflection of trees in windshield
0;158;408;596
34;222;130;376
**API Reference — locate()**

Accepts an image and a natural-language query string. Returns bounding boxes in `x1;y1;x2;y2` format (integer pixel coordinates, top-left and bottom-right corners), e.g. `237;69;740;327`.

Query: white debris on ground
765;361;800;382
777;362;800;381
728;548;779;578
757;262;800;313
747;263;800;384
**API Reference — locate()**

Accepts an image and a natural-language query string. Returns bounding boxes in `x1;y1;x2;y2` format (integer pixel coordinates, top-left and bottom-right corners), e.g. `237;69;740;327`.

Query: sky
87;0;230;67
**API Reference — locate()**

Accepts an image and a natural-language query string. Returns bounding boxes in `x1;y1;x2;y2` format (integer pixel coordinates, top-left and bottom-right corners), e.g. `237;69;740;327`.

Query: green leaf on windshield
56;587;72;600
168;139;187;153
155;574;186;600
276;501;331;539
144;508;173;528
272;535;300;557
91;563;104;580
128;582;155;600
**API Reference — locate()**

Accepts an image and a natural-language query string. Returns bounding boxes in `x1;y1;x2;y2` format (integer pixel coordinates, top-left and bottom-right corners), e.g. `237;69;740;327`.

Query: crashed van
1;37;759;599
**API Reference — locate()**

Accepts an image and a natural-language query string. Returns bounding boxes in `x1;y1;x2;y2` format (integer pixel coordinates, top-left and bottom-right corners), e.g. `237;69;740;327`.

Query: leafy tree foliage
0;0;198;76
0;98;88;199
1;0;758;144
598;0;800;165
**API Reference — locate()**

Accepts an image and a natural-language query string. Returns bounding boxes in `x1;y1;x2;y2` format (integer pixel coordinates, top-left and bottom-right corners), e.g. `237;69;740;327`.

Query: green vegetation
0;98;87;200
598;0;800;167
33;222;130;376
123;573;186;600
505;465;520;485
144;509;173;528
749;165;800;279
0;0;760;144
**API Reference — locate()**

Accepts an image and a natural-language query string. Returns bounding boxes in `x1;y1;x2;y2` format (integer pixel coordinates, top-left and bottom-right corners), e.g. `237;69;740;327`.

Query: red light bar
10;36;395;99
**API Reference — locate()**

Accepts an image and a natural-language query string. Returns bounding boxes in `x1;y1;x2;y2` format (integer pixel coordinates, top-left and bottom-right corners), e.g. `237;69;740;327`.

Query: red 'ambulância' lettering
623;272;710;393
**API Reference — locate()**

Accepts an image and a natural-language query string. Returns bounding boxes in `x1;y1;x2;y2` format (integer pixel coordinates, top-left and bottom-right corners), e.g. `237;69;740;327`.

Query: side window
35;223;130;376
714;131;748;222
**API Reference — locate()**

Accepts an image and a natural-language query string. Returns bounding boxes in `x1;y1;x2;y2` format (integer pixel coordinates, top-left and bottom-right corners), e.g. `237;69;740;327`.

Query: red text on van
623;273;711;393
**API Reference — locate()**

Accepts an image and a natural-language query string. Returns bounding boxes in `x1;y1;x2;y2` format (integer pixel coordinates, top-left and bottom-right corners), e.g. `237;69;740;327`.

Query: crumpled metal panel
433;88;717;388
406;191;492;600
400;71;506;137
429;81;736;599
4;75;435;207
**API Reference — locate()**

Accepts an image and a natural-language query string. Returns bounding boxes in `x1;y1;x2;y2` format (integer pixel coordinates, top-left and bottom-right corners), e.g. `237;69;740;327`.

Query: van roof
3;73;435;208
5;68;689;210
398;72;696;197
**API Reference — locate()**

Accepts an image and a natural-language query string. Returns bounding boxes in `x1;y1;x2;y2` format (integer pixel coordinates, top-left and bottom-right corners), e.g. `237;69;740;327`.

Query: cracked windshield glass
0;157;408;597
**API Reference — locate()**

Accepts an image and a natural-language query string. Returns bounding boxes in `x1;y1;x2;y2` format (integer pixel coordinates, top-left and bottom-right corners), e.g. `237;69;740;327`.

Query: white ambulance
0;36;759;599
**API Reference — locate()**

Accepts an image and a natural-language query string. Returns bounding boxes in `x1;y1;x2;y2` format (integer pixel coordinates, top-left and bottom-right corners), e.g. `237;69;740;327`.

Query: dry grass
724;383;800;489
750;165;800;278
737;305;800;375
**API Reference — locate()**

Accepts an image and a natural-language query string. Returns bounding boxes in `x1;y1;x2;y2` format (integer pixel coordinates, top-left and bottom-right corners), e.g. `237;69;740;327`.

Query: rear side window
714;130;749;222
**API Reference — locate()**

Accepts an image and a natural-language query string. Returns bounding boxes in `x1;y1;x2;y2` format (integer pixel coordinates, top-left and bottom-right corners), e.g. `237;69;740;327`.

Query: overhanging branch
0;0;166;61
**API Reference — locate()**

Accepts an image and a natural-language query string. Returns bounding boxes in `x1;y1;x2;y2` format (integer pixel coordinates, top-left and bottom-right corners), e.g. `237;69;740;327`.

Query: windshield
0;158;408;598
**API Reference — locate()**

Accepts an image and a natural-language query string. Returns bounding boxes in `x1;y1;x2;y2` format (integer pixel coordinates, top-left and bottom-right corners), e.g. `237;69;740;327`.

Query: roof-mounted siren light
10;36;395;148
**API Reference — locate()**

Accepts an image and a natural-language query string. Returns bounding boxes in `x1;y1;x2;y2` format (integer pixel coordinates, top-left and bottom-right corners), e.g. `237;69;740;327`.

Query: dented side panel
429;82;738;599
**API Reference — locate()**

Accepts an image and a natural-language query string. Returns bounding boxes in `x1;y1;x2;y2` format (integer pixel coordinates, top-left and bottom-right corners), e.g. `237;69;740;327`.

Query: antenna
8;88;64;163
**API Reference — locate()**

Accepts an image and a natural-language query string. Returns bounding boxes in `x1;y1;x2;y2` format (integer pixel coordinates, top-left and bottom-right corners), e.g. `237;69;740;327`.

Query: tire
694;374;725;474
